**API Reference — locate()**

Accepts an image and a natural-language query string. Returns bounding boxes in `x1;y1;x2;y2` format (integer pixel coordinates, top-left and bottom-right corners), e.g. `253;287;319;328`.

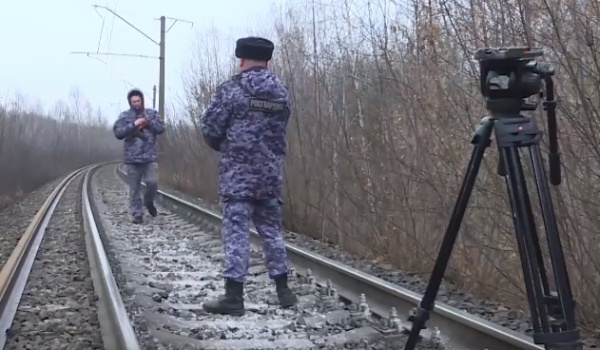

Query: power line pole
152;85;157;109
72;5;192;124
159;16;166;123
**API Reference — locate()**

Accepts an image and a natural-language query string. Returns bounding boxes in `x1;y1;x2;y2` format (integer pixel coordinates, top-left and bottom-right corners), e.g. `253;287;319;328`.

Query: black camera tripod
403;48;582;350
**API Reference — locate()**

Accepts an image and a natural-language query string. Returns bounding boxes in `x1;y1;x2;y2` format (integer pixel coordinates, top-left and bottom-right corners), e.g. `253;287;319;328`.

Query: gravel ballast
4;172;104;350
153;168;600;349
93;164;443;349
0;176;65;268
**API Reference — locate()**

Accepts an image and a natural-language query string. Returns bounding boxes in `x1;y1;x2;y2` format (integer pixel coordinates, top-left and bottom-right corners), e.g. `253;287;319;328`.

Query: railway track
109;163;553;350
0;164;93;349
0;163;117;350
0;162;595;349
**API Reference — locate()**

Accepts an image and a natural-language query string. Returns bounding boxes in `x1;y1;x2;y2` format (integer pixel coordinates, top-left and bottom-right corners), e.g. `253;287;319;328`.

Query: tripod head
474;47;561;186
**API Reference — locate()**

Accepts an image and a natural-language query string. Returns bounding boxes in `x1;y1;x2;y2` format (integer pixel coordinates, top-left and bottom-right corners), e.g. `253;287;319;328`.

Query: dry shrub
0;90;121;209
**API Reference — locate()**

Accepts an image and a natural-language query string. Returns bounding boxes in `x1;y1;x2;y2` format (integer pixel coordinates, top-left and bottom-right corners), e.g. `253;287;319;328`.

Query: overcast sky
0;0;283;121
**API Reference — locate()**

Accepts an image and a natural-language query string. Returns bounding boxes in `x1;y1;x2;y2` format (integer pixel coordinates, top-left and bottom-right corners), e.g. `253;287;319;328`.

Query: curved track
0;162;591;349
94;164;404;349
83;164;141;350
0;165;92;349
112;163;550;350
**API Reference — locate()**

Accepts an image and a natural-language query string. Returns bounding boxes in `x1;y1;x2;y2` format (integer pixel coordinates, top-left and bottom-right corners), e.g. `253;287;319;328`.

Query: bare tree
0;92;121;209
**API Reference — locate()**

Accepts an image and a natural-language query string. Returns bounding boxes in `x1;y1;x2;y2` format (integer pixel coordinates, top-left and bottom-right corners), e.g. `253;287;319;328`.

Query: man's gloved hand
134;117;148;130
125;117;149;141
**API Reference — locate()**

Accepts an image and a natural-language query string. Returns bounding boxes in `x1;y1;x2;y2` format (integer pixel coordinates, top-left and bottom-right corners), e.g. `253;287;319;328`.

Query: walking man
113;88;165;224
199;36;298;316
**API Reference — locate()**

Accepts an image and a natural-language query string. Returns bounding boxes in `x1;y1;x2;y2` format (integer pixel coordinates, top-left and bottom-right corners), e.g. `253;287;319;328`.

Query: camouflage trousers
221;197;289;282
126;162;158;217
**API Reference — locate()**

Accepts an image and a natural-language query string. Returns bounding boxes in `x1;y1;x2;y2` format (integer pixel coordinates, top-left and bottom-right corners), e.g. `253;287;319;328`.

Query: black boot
274;273;298;308
144;185;158;217
145;202;157;217
202;279;245;316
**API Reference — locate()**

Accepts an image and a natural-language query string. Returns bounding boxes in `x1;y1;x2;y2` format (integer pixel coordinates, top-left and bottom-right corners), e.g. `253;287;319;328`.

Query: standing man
113;88;165;224
199;36;298;316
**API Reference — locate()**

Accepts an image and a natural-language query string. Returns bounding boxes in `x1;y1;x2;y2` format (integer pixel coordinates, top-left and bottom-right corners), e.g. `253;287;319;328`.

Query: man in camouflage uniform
199;36;298;316
113;88;165;224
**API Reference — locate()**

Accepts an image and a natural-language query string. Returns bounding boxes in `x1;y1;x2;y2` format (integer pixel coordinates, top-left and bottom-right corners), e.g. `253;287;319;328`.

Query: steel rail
0;165;92;349
115;164;543;350
83;163;141;350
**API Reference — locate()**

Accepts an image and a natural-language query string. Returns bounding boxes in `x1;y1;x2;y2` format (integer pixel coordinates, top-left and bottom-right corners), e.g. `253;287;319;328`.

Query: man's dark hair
127;89;145;104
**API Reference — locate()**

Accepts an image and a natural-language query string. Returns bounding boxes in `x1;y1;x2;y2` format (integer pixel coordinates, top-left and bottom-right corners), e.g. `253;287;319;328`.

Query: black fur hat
235;37;274;61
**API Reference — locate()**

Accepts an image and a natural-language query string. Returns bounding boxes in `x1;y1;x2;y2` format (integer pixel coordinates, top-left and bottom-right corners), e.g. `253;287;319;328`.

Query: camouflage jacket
200;66;291;200
113;108;165;164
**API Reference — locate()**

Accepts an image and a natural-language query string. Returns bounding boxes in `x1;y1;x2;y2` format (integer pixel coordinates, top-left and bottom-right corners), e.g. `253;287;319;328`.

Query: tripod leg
523;177;553;297
500;146;549;333
496;144;507;177
494;116;581;350
403;118;494;350
512;147;553;297
528;145;578;332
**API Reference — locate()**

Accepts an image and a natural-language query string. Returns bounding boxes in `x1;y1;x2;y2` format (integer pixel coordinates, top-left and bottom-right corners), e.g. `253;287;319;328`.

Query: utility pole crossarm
82;6;192;126
161;17;194;32
92;4;159;45
71;51;159;59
